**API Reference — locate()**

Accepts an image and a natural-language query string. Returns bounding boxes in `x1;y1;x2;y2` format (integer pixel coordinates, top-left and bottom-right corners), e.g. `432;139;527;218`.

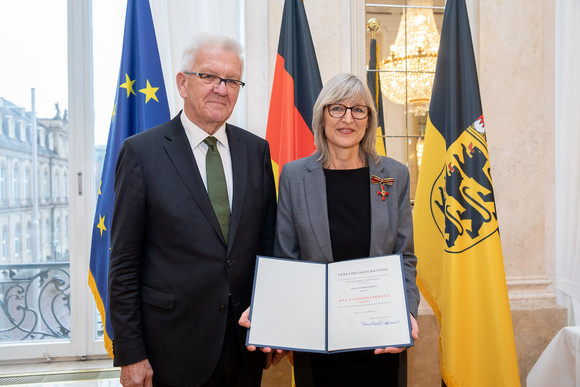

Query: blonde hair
312;73;379;168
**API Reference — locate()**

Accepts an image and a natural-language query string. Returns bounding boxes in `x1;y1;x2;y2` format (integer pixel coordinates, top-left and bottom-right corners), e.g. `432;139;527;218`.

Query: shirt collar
180;111;229;150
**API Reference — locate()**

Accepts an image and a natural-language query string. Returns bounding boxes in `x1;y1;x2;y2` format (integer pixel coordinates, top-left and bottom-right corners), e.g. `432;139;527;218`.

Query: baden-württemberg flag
266;0;322;187
89;0;170;357
413;0;521;385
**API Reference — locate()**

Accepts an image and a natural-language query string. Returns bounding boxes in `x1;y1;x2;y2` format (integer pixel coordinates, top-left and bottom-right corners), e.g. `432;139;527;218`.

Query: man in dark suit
109;33;277;387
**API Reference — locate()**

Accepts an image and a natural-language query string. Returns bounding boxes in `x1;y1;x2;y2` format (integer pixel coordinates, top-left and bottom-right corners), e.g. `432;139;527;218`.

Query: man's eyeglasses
326;104;370;120
184;71;245;89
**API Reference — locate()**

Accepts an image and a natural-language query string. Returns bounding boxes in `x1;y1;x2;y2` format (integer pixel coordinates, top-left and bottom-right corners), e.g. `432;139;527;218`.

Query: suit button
226;260;233;270
219;305;226;313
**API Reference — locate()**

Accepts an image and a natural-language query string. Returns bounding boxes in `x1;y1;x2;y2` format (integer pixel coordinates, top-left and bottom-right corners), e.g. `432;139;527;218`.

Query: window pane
366;0;445;201
0;0;70;343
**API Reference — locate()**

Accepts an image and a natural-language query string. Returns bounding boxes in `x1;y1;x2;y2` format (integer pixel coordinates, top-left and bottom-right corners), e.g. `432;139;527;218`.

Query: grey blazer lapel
304;158;333;263
161;115;225;243
227;124;247;251
368;157;390;257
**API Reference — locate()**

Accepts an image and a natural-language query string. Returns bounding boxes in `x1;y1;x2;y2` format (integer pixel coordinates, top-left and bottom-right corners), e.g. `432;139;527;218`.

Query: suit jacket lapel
368;157;390;257
304;157;334;263
161;114;225;243
227;124;246;251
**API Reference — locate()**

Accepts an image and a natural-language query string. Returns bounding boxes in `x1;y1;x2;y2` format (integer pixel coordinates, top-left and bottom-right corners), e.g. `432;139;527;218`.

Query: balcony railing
0;262;70;342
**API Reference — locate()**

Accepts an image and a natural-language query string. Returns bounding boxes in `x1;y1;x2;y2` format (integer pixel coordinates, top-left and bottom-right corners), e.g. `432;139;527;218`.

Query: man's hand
120;359;154;387
238;307;252;329
374;313;419;355
238;307;288;369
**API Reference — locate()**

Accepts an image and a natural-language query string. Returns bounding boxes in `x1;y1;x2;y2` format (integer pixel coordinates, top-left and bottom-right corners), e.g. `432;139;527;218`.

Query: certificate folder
246;255;413;353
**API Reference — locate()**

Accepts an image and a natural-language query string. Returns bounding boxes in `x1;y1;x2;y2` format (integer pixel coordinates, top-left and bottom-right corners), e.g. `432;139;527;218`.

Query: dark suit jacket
274;154;419;317
109;113;277;386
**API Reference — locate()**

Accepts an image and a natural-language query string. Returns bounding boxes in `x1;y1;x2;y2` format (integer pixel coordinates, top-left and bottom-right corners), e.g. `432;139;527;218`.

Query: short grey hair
312;73;380;168
179;33;244;74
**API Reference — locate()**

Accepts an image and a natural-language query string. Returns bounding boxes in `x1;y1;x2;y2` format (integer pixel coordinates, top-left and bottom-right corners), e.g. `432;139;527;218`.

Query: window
7;117;15;138
0;0;112;361
18;121;26;141
55;217;61;260
21;122;28;142
63;171;68;200
14;224;20;258
0;0;194;364
39;127;46;148
26;222;31;254
55;172;60;200
48;132;54;151
0;166;5;202
24;168;30;200
1;227;6;261
45;218;50;254
43;171;49;201
13;164;19;201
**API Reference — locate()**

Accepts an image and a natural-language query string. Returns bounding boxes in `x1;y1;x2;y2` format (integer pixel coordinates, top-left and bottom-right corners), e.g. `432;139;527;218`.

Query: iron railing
0;262;70;342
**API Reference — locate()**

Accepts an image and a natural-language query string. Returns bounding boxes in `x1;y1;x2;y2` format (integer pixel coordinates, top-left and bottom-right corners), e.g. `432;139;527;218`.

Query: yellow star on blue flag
97;214;107;236
139;80;160;103
89;0;170;358
120;74;136;97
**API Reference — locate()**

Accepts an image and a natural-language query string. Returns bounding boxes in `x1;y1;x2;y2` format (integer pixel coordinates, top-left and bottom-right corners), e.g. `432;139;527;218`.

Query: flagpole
30;88;41;262
366;18;387;156
368;17;378;39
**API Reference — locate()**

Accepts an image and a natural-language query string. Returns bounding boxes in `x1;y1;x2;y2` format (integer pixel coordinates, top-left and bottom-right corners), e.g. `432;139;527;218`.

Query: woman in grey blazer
240;73;420;385
276;73;419;386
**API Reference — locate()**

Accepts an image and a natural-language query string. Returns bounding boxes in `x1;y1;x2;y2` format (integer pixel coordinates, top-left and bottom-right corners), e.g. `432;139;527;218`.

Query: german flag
413;0;520;385
266;0;322;187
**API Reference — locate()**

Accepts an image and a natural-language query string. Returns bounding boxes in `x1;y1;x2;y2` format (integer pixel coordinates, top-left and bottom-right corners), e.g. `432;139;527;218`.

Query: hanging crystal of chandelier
379;4;440;114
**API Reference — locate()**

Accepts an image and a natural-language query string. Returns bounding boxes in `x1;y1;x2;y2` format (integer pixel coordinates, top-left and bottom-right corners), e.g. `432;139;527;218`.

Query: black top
324;167;370;261
294;167;400;387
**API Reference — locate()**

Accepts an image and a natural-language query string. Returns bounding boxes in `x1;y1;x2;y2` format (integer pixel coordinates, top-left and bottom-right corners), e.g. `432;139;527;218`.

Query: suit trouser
153;297;262;387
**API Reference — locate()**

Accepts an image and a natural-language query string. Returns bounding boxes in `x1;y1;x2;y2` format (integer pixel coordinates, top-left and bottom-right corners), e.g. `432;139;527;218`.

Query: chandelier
379;4;440;114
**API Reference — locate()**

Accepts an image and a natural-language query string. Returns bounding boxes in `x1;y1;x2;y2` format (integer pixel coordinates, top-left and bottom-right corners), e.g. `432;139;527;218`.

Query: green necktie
203;136;230;242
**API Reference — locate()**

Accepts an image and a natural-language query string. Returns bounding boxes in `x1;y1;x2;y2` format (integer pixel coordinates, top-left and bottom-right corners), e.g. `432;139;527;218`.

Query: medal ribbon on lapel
371;175;394;201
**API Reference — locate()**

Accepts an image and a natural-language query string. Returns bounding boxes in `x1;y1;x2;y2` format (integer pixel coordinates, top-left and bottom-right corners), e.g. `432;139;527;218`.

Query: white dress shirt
180;113;234;209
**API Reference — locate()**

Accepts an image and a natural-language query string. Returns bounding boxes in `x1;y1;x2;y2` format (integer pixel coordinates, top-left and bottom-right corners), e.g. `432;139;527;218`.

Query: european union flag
89;0;170;357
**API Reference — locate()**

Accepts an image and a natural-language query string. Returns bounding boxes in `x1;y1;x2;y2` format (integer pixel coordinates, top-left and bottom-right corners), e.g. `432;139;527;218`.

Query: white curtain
149;0;247;127
555;0;580;325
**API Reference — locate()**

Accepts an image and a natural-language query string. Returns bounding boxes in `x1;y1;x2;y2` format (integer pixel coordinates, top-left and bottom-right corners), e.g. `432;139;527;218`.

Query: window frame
0;0;107;362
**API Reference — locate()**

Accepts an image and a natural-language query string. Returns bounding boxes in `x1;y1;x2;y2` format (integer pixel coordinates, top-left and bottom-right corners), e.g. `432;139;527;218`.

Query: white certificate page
247;257;327;352
327;255;412;352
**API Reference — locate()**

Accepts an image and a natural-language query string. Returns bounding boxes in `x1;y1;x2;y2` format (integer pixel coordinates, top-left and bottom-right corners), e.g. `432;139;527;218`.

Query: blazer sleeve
394;165;420;318
274;164;300;260
109;139;149;367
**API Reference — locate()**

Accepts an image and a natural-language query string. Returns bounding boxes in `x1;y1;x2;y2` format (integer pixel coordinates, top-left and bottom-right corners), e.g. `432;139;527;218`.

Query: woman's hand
374;313;419;355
